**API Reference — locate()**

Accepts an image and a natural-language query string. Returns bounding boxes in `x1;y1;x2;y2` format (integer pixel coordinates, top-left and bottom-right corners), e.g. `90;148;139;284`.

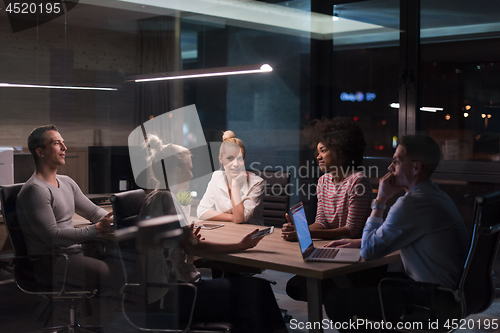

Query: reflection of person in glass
197;130;264;225
17;125;113;290
139;135;194;225
138;135;286;333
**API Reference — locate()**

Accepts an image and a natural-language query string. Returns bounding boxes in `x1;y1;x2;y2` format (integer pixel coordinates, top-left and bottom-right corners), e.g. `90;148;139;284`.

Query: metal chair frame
1;183;102;333
378;191;500;333
115;217;231;333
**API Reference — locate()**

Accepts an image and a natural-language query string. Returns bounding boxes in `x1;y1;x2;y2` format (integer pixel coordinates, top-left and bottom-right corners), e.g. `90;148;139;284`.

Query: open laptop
290;202;361;263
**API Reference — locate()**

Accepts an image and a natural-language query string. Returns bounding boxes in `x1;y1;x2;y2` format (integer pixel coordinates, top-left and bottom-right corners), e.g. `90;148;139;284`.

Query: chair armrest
379;277;439;286
379;277;461;302
378;278;463;331
81;238;112;256
12;253;69;296
13;253;68;260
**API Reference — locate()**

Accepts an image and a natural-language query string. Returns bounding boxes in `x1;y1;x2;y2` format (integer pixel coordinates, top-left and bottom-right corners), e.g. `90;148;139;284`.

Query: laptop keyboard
311;247;339;259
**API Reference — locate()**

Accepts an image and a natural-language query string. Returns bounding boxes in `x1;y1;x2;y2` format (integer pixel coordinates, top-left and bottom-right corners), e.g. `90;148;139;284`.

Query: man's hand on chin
377;172;404;204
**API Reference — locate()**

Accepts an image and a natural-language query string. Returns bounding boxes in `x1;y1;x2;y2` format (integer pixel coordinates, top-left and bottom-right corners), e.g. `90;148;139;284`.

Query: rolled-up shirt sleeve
361;196;424;260
242;178;264;221
197;176;217;219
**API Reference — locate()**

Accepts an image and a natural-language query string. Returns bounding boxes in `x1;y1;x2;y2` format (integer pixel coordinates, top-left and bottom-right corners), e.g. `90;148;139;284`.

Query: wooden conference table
189;217;401;333
72;211;400;333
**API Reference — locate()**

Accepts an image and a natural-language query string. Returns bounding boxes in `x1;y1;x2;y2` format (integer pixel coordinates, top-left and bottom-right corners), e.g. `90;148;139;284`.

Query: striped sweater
314;171;372;238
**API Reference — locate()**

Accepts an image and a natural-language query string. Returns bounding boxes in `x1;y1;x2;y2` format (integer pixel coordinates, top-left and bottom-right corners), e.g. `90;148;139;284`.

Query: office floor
1;266;500;333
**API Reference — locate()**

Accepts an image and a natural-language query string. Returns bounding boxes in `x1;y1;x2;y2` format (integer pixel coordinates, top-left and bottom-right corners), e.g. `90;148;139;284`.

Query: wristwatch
371;199;387;210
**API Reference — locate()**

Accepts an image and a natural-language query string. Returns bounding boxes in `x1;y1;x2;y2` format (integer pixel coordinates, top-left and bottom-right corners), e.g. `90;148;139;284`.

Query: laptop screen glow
291;203;313;254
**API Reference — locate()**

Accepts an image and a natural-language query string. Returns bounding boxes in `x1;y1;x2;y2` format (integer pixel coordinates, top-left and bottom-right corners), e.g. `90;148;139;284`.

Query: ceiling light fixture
126;64;273;83
390;103;444;112
0;83;118;91
420;107;444;112
332;5;340;21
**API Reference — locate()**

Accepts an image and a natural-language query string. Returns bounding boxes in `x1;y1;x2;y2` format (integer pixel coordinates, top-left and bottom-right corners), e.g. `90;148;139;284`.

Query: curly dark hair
302;117;366;168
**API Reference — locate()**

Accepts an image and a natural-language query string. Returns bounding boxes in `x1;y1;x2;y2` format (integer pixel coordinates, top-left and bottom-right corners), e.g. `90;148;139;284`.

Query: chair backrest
110;189;146;229
0;184;40;291
249;170;290;227
0;183;27;256
459;191;500;316
118;216;197;331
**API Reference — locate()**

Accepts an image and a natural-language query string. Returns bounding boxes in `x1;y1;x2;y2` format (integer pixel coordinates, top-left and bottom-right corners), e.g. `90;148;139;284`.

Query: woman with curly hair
282;117;380;302
281;116;372;241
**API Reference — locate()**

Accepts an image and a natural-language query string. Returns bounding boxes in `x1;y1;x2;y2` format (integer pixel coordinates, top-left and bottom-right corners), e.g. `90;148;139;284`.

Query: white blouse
197;170;265;225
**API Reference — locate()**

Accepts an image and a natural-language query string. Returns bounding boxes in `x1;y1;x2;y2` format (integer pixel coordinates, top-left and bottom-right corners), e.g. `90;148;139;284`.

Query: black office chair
377;191;500;333
249;170;290;228
0;183;102;333
247;170;292;321
115;216;232;332
110;189;146;229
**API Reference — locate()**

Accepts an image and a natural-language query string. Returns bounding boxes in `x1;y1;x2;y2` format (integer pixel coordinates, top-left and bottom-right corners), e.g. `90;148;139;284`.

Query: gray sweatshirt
17;174;108;255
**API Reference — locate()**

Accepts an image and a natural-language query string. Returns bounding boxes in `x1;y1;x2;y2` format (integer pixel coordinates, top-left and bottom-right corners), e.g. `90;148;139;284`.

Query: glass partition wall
1;1;499;207
1;0;499;211
331;0;400;159
1;0;500;329
0;1;314;197
420;0;500;163
418;0;500;223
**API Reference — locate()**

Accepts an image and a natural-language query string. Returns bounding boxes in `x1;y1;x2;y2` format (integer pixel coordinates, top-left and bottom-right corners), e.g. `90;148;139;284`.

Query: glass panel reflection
332;0;400;158
420;0;500;162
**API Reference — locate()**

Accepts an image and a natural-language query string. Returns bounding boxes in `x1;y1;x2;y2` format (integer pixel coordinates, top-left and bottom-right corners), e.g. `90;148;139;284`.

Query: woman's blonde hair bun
219;130;245;160
222;130;236;142
147;135;163;154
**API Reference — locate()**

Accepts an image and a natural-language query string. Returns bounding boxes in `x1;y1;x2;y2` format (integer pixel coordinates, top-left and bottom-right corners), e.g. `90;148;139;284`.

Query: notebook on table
290;202;361;263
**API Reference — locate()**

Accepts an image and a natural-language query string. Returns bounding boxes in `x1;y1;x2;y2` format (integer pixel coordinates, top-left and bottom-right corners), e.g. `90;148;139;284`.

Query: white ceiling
79;0;392;40
2;0;498;45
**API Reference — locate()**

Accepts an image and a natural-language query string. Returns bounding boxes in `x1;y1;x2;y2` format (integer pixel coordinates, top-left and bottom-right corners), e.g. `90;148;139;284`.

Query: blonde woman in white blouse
197;130;264;225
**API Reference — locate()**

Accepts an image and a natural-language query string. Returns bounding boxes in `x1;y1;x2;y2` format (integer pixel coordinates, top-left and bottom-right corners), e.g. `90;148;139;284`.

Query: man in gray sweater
17;125;113;290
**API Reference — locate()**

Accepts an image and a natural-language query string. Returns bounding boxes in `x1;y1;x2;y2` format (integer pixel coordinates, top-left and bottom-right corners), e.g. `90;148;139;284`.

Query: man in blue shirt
323;135;468;332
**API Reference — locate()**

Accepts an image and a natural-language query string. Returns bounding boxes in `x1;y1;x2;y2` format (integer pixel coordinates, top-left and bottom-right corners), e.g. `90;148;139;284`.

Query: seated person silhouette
323;135;469;332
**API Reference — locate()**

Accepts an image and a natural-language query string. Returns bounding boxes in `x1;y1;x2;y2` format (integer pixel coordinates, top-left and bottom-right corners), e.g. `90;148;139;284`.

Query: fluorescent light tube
390;103;444;112
126;64;273;83
0;83;118;91
420;107;444;112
